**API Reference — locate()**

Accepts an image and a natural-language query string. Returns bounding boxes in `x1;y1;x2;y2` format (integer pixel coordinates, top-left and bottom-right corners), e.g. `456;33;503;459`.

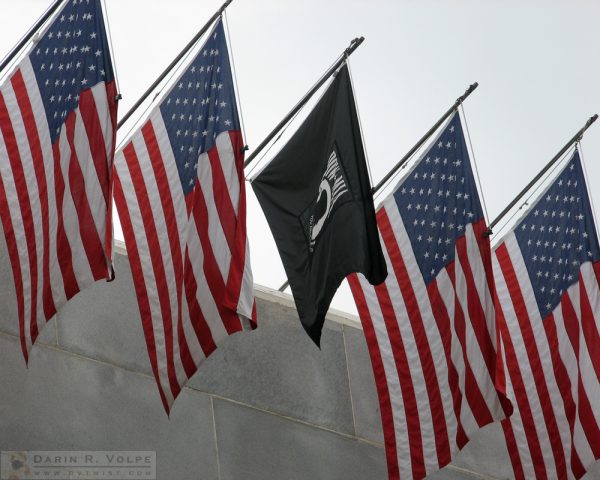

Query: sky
1;0;599;317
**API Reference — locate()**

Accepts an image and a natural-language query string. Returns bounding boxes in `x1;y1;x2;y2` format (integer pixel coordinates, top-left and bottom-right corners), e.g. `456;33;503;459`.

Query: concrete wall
0;241;598;480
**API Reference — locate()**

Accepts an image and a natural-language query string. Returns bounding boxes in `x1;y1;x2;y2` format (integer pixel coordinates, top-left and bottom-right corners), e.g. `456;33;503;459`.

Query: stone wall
1;243;598;479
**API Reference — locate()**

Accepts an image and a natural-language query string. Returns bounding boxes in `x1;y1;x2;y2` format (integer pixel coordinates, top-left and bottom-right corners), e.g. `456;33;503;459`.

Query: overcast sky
1;0;599;316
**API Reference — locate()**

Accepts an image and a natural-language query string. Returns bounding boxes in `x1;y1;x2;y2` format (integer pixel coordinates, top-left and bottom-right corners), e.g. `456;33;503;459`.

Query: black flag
252;64;387;345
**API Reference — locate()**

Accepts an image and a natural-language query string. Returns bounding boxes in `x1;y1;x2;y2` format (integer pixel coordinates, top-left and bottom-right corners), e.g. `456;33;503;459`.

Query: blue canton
393;113;484;284
514;150;600;318
159;19;240;195
30;0;114;143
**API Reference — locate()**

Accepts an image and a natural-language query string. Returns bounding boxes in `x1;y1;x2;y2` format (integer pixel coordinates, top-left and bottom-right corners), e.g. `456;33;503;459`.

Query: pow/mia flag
252;64;387;345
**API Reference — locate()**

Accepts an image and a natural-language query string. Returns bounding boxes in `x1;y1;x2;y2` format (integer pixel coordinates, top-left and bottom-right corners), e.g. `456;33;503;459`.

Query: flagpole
0;0;65;74
243;37;365;169
487;113;598;233
277;82;478;292
116;0;233;130
371;82;478;194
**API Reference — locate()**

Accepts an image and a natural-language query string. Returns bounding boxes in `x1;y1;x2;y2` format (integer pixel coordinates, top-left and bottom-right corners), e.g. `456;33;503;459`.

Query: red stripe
427;280;469;449
250;299;257;328
77;85;116;272
141;121;191;375
103;81;118;261
543;309;580;475
496;310;545;478
550;296;592;478
121;140;180;401
372;278;425;479
113;170;171;414
579;269;600;385
183;251;218;357
455;222;497;382
0;88;39;346
496;242;565;479
11;71;56;322
222;130;247;315
348;273;399;480
52;141;78;299
78;87;110;206
76;86;115;273
445;260;494;427
377;207;451;468
63;113;107;282
0;155;27;362
206;142;236;252
501;420;527;480
574;274;600;460
190;179;243;335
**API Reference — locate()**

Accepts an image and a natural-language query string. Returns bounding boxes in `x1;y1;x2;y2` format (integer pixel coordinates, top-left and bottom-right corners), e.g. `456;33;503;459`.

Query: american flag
493;149;600;479
113;18;256;413
0;0;117;363
348;112;507;479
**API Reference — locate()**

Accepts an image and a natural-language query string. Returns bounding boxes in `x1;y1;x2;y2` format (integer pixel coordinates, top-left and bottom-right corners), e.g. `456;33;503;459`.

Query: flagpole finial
219;0;234;15
586;113;598;129
456;82;478;106
345;37;365;58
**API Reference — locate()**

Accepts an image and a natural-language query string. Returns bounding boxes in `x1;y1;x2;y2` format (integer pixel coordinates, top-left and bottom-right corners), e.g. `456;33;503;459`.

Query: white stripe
57;125;93;288
197;150;230;280
355;272;412;479
383;199;455;474
113;146;175;407
215;131;240;216
19;59;65;310
129;131;187;390
0;79;46;342
237;237;254;319
179;291;207;367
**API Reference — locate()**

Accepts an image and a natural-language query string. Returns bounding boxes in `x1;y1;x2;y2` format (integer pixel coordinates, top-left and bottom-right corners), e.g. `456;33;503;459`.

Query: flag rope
460;103;490;225
223;10;248;151
577;140;600;233
100;0;121;94
346;59;374;188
